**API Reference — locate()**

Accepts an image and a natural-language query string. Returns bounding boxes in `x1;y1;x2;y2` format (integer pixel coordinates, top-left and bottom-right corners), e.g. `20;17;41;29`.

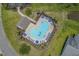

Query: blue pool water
28;20;49;41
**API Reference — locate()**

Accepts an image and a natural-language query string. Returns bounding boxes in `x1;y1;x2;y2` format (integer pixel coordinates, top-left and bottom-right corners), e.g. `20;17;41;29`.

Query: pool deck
22;14;55;45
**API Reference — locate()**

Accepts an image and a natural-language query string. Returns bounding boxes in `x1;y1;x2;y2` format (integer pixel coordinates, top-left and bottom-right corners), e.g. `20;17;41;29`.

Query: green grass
2;3;79;56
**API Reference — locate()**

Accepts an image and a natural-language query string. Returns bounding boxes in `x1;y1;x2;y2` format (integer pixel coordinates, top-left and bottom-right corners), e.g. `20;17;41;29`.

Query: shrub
25;8;32;16
2;4;7;9
19;43;31;55
48;53;51;56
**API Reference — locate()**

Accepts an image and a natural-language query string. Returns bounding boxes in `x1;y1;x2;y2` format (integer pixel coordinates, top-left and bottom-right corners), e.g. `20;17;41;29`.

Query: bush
19;43;31;55
25;8;32;16
2;4;9;10
48;53;51;56
0;54;3;56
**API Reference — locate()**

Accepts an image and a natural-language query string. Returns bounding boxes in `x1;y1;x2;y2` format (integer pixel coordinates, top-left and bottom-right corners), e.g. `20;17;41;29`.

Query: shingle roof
8;3;30;9
62;45;79;56
62;34;79;56
16;17;30;30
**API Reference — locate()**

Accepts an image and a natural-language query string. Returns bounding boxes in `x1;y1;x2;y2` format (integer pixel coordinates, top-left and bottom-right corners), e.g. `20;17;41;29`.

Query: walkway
17;7;36;23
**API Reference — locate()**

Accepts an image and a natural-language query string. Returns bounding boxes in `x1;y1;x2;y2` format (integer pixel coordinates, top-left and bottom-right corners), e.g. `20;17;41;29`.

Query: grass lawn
2;3;79;56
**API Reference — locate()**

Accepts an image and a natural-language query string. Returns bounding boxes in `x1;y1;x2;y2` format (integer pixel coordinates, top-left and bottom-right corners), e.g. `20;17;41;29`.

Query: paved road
0;4;17;56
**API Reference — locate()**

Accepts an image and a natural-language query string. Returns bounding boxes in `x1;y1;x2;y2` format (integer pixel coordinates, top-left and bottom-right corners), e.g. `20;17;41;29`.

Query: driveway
0;4;17;56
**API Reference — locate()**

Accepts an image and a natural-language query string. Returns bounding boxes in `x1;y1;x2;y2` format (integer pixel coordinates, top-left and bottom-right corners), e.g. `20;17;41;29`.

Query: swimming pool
23;15;54;45
28;21;49;41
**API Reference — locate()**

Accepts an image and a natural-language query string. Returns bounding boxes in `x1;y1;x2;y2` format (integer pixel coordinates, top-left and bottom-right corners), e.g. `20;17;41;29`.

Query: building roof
16;17;30;30
62;45;79;56
68;11;79;20
62;34;79;56
7;3;30;9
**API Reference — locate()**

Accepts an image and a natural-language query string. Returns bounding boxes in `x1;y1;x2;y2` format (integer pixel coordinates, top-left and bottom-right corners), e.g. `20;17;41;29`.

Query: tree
2;3;9;10
48;53;51;56
25;7;32;16
0;54;3;56
19;43;31;55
